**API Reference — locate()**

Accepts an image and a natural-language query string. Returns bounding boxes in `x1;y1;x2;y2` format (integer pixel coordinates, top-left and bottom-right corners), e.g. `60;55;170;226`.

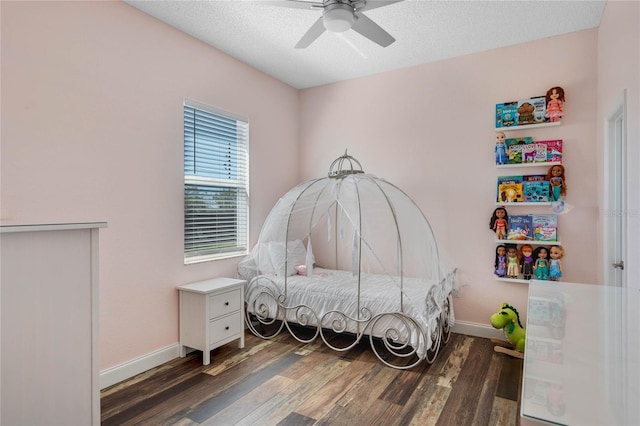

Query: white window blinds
184;100;249;263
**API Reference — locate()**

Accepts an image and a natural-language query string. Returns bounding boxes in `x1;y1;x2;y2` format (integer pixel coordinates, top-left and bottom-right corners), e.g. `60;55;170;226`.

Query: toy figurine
545;86;565;122
533;246;550;280
489;207;509;240
494;245;507;277
546;164;566;201
549;245;564;281
506;246;519;278
519;244;534;280
490;302;526;357
495;131;507;165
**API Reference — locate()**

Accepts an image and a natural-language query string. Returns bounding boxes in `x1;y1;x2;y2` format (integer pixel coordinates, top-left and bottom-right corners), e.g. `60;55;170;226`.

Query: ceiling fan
269;0;403;48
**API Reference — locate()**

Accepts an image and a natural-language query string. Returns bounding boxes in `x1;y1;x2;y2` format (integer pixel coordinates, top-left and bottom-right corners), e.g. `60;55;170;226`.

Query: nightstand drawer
209;312;243;345
209;289;241;318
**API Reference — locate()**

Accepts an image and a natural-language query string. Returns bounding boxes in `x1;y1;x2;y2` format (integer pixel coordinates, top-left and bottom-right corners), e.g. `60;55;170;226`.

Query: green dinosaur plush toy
490;302;526;353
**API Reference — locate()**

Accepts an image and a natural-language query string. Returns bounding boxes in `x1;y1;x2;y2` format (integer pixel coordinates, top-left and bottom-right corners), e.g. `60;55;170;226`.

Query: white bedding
245;268;455;357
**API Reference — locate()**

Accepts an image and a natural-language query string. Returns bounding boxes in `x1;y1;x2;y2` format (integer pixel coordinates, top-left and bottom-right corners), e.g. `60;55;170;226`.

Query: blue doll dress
495;143;507;165
549;259;562;281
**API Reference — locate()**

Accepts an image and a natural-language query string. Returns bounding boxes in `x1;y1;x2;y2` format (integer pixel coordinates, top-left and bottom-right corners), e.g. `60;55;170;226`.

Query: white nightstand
177;277;246;365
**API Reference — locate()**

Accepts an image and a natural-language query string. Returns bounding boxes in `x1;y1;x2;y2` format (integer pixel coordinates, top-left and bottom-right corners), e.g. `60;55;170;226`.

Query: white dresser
0;222;105;426
177;277;246;365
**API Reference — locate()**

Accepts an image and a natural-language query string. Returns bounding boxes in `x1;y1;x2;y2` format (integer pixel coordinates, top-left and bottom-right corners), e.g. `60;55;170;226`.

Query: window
184;99;249;264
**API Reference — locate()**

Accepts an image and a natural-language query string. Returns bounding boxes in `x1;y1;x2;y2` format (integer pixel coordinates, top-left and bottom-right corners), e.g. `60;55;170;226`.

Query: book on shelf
521;143;538;164
498;182;524;203
507;215;532;240
523;181;551;202
496;95;547;129
497;175;557;203
496;101;518;128
496;175;522;202
495;137;563;165
534;143;548;163
523;174;546;181
531;214;558;241
505;137;534;164
537;139;563;163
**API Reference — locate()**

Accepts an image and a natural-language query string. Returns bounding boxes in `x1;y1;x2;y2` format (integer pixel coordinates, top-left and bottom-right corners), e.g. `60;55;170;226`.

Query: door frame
603;89;628;423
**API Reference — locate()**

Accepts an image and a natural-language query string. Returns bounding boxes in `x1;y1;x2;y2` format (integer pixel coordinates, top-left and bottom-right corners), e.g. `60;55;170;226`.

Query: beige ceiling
125;0;606;89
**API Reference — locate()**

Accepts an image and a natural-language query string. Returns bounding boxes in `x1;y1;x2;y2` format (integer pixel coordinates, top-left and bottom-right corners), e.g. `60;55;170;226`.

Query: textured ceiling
125;0;606;89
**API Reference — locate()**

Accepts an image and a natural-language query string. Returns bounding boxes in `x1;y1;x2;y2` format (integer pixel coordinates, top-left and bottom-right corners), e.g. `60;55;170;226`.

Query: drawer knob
225;302;229;306
225;326;230;330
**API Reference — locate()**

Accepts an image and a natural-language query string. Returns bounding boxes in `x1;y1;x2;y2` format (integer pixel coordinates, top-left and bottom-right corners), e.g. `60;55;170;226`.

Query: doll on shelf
495;131;507;165
549;245;564;281
545;86;565;122
489;206;509;240
494;245;507;277
519;244;534;280
533;246;550;280
547;164;567;201
506;246;519;278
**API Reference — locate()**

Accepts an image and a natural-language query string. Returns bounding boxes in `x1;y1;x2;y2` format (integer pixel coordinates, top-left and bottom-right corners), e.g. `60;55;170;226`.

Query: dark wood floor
101;330;523;425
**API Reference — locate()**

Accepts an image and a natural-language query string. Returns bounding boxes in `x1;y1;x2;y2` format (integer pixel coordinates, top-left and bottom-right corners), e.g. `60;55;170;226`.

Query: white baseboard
100;344;180;390
452;320;505;340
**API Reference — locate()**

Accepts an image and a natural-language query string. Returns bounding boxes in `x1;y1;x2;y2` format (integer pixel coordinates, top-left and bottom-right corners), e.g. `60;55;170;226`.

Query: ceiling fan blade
295;16;326;48
262;0;324;10
357;0;403;13
351;13;395;47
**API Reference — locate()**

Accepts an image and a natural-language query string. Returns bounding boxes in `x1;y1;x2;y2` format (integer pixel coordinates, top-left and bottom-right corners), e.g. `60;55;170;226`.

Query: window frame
183;99;249;264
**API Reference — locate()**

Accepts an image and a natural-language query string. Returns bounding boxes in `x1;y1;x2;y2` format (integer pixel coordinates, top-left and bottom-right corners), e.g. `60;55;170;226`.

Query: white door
605;91;627;288
603;91;628;422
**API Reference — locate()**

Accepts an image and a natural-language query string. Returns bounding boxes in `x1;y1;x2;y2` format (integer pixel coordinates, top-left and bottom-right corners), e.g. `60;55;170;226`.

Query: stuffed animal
490;302;526;357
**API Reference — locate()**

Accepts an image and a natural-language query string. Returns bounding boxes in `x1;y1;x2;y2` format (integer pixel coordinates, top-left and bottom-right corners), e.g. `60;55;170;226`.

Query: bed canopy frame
239;152;457;368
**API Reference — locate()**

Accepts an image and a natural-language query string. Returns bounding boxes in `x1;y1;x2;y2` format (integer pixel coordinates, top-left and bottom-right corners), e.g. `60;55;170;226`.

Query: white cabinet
521;280;639;425
0;222;105;426
177;277;246;365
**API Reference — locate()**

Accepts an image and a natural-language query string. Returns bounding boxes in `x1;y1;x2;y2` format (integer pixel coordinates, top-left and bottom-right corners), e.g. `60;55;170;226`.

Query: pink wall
0;1;300;369
299;30;599;326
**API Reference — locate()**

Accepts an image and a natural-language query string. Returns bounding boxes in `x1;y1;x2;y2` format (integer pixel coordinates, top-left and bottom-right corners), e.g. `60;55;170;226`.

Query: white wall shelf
495;277;530;284
497;161;561;169
496;202;552;206
495;240;561;246
496;121;561;132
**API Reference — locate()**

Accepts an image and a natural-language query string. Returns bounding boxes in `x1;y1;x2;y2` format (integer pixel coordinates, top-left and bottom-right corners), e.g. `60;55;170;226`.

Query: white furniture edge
0;222;107;232
1;222;106;425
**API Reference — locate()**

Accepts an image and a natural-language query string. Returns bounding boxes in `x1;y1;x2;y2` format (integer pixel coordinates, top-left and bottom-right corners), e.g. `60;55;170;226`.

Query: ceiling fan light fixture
322;3;355;32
